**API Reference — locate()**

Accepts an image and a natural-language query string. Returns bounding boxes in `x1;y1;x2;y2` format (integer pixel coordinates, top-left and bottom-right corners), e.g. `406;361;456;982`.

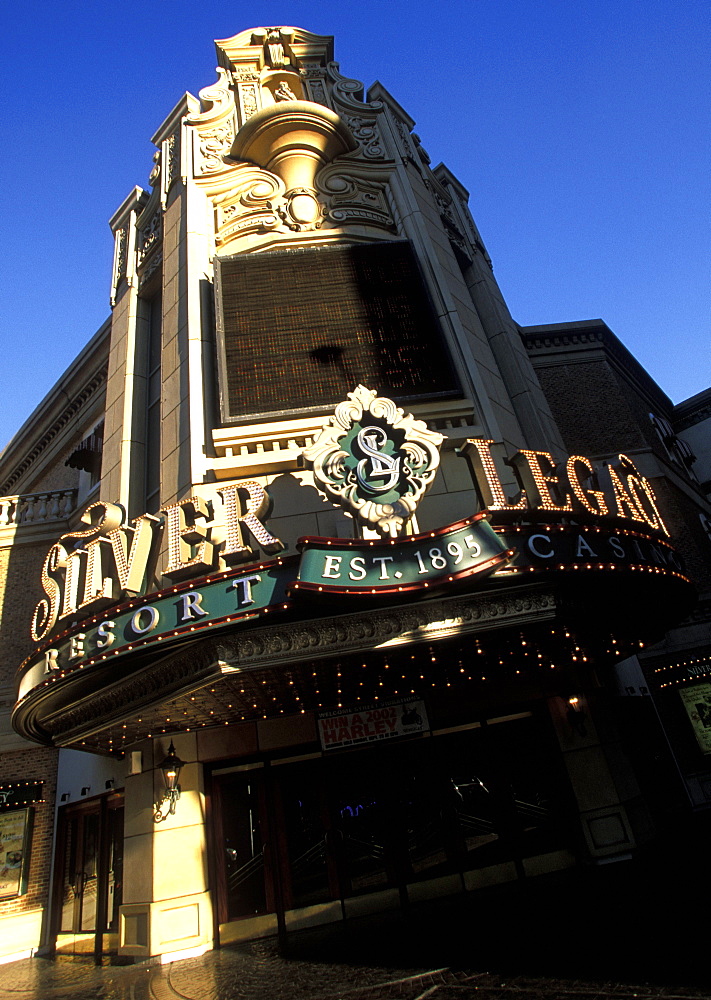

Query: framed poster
679;683;711;755
0;807;33;899
318;699;429;751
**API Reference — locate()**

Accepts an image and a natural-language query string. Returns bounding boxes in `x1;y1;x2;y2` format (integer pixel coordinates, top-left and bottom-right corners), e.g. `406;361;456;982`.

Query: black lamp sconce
153;741;185;823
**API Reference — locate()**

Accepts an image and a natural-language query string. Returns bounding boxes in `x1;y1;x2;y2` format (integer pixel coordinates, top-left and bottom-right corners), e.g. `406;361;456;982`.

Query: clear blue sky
1;0;708;450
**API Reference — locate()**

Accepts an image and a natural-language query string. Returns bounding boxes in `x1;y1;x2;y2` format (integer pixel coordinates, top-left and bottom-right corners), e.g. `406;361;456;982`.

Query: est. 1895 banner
289;513;511;597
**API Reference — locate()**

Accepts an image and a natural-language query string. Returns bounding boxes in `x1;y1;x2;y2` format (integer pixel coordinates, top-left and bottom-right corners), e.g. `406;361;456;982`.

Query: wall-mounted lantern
567;695;588;737
153;741;185;823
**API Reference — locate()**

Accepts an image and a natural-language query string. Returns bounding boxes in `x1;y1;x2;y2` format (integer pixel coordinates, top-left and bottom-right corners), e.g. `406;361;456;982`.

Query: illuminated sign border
16;517;690;713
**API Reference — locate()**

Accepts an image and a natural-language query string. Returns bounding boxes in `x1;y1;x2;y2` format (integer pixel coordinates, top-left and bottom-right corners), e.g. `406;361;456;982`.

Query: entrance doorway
212;712;574;940
52;793;124;960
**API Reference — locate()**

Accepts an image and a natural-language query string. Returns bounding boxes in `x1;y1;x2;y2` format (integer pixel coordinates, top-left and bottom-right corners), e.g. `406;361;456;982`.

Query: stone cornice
0;324;110;495
521;320;672;415
675;387;711;430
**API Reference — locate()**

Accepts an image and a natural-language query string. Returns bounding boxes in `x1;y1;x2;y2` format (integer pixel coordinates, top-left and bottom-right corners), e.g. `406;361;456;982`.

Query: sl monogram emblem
356;426;401;494
303;385;444;538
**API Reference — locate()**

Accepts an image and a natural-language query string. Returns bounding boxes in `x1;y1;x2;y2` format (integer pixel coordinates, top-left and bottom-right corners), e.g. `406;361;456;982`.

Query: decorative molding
237;80;260;122
136;210;161;267
0;368;108;495
318;166;395;232
189;66;234;126
197;123;236;174
392;116;416;159
521;321;674;416
344;116;384;159
327;61;367;112
300;63;329;106
214;590;557;671
138;249;163;290
186;67;238;174
252;27;296;70
676;398;711;431
110;227;127;304
30;584;557;746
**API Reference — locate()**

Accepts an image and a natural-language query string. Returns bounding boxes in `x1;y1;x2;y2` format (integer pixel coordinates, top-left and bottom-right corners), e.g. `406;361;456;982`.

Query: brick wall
0;541;51;687
0;746;58;919
531;358;648;456
650;477;711;594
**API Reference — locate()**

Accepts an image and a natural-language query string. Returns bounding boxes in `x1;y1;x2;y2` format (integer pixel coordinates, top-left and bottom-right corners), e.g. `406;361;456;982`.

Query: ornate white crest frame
303;385;444;538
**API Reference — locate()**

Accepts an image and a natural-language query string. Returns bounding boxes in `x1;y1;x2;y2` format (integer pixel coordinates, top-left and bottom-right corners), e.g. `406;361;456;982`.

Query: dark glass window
215;241;459;422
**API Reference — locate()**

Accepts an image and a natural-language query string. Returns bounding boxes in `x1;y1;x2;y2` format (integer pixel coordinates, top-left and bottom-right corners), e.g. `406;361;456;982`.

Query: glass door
213;768;277;930
53;795;124;960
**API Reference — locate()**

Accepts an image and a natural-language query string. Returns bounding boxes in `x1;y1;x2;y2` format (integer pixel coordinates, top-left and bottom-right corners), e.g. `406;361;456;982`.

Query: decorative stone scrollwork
137;211;161;266
138;249;163;289
411;133;431;165
327;61;365;109
189;66;234;125
392;116;416;159
317;170;395;232
114;228;127;280
344;116;384;159
198;124;235;173
165;132;179;190
149;149;161;188
239;82;260;122
212;166;285;245
186;67;237;174
232;66;261;81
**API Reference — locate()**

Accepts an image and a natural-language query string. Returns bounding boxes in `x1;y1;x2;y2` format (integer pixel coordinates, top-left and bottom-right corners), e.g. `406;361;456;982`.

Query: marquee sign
17;385;686;723
16;517;688;711
17;558;296;703
290;513;510;595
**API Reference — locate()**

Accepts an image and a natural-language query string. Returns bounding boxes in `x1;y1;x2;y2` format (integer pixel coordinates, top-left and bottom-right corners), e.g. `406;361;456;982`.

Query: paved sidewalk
0;940;710;1000
0;858;709;1000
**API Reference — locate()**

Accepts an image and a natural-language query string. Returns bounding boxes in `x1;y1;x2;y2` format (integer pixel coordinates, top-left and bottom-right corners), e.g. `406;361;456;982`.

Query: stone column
119;733;213;960
546;690;654;862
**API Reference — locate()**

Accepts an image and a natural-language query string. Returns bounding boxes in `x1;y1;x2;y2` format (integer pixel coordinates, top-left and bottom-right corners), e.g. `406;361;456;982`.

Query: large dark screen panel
215;241;459;421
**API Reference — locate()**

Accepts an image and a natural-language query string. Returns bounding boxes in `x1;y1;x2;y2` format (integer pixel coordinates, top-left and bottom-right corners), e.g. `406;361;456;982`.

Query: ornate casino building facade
1;26;709;965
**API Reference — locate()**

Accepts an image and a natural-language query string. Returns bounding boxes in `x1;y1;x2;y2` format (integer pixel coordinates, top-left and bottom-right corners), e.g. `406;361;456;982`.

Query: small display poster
0;808;32;899
679;683;711;755
318;699;429;751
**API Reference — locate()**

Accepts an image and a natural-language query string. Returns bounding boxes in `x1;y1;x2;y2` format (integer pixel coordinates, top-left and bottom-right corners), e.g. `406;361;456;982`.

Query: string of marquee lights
73;624;645;754
491;522;691;585
0;781;45;808
655;656;711;689
17;521;688;712
16;554;295;684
